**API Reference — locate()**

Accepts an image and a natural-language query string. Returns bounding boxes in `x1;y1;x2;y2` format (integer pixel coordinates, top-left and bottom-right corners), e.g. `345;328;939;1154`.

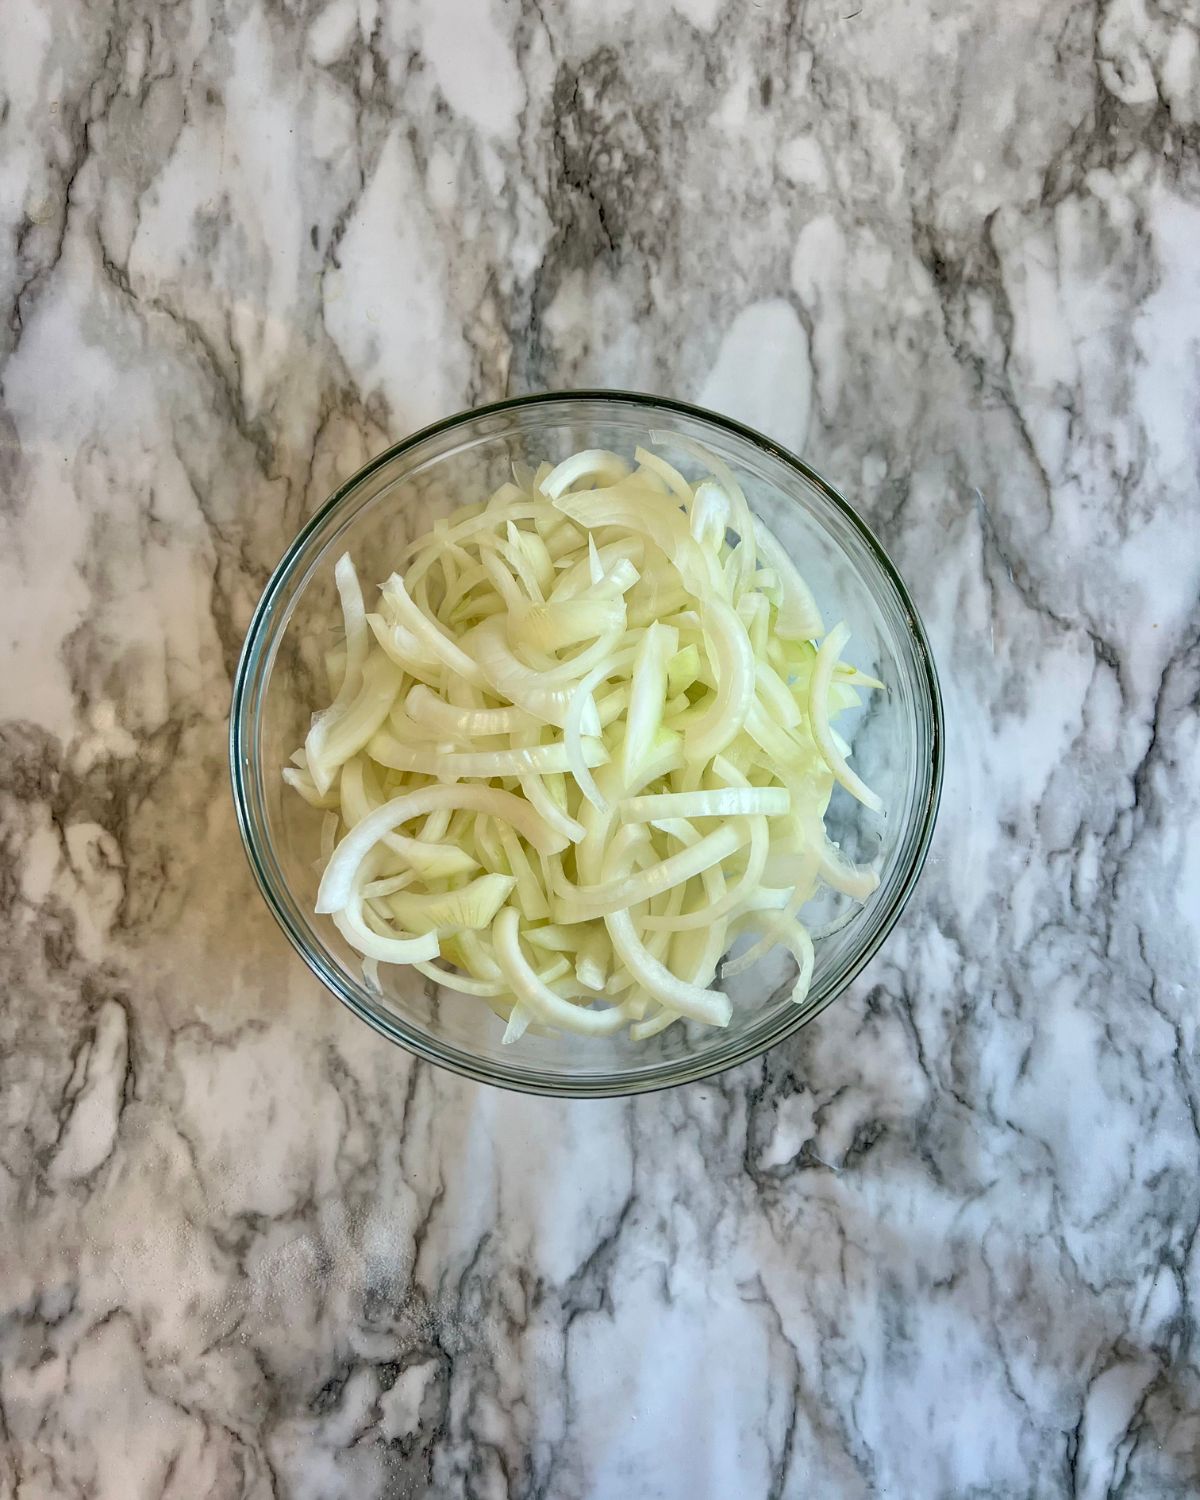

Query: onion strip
809;622;884;813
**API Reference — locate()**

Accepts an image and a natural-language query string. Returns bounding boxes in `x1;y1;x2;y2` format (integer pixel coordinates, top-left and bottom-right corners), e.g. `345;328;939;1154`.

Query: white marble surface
2;0;1199;1495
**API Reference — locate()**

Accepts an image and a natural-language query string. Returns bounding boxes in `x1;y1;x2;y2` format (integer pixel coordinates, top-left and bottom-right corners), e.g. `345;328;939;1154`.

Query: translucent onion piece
283;765;341;809
539;449;632;498
640;814;769;932
809;622;884;814
493;908;628;1036
333;892;440;964
519;766;587;845
469;618;606;727
551;483;710;582
305;553;370;793
684;599;757;764
566;661;616;816
726;912;815;1008
386;874;516;933
404;684;539;740
752;518;824;640
814;836;881;900
633;446;693;502
340;756;477;878
604;909;731;1028
306;651;403;789
620;788;790;823
556;822;749;923
649;429;757;588
511;598;626;655
690;480;730;552
366;731;608;780
317;785;569;913
621;622;677;789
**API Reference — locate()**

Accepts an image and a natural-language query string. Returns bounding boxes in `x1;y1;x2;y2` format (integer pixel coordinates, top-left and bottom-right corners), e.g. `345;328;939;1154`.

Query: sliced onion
621;622;677;788
604;909;731;1027
555;821;748;923
304;553;370;793
539;449;632;498
366;731;608;780
752;519;824;640
619;788;790;822
286;441;890;1043
404;684;539;740
633;445;694;503
317;784;569;913
380;573;485;685
683;598;757;764
493;908;628;1035
566;661;616;816
809;622;884;813
386;874;516;933
333;891;440;964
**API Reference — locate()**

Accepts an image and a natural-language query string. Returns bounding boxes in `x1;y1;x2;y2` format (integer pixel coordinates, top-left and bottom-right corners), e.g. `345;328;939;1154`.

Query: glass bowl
230;392;943;1097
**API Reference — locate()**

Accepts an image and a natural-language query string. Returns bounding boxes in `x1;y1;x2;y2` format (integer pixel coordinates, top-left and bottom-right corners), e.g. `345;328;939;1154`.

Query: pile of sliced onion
283;437;884;1043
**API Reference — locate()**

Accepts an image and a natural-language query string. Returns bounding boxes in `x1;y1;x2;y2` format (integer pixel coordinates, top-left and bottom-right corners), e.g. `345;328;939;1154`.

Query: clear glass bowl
230;392;943;1097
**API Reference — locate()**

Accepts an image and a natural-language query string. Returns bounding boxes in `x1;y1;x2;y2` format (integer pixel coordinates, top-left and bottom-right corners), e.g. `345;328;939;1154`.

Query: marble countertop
3;0;1199;1495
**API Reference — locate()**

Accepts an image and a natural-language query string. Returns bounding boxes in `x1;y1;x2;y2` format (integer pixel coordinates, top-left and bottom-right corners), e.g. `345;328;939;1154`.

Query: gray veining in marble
2;0;1199;1495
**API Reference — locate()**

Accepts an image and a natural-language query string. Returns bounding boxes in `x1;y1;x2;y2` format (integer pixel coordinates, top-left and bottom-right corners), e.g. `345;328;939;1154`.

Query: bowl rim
230;388;944;1098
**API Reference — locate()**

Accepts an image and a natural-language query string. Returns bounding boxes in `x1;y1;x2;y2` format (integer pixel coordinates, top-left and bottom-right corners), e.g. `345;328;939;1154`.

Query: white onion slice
555;822;748;923
604;909;731;1027
493;909;628;1036
683;599;757;764
366;732;608;780
380;573;485;685
539;449;632;498
317;785;569;913
809;622;884;814
620;788;790;823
